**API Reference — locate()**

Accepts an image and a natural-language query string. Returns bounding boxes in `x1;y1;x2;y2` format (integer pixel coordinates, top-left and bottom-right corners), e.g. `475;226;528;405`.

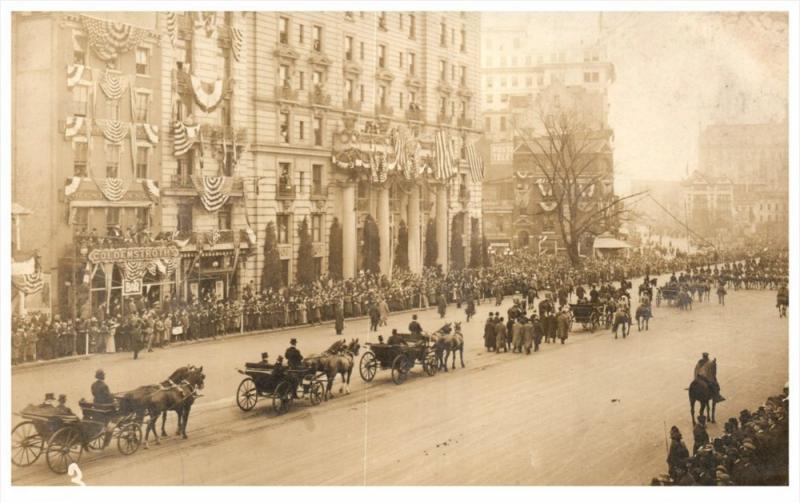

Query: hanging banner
12;272;43;295
99;69;127;101
142;178;161;202
231;26;244;62
88;245;180;264
123;278;143;296
191;176;234;212
65;116;86;139
142;123;159;145
173;120;199;156
65;176;83;200
81;15;147;62
94;177;131;201
96;119;128;144
537;178;553;197
190;75;224;112
67;64;86;88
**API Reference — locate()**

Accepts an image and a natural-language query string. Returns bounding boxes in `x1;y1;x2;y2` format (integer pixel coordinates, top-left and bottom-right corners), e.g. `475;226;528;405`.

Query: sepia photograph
1;0;797;499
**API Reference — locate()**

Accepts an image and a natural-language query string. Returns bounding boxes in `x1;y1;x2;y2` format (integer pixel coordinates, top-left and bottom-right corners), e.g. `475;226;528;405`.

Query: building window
345;11;354;21
73;141;88;176
500;116;507;131
460;100;467;118
486;77;493;88
440;21;447;46
501;77;507;87
278;162;292;192
378;12;387;30
135;146;148;178
399;92;404;109
409;14;415;38
537;74;544;86
314;257;322;279
136;207;149;230
359;84;365;103
106;144;120;177
136;47;149;75
359;41;364;60
279;64;290;88
73;33;87;65
526;76;533;87
398;51;404;69
439;97;447;115
277;215;290;244
460;66;466;85
410;91;417;106
378;85;386;106
74;208;89;234
512;76;518;87
298;71;304;90
310;116;321;145
399;13;404;30
298;24;304;44
177;203;192;232
218;204;232;230
501;94;508;103
106;208;121;234
312;214;323;242
345;36;353;60
312;164;323;195
299;120;305;140
134;92;149;122
280;111;290;143
280;260;290;286
279;16;289;44
72;85;88;116
313;25;322;51
439;60;446;81
460;29;466;52
345;79;354;101
408;52;416;75
378;44;386;68
451;65;456;82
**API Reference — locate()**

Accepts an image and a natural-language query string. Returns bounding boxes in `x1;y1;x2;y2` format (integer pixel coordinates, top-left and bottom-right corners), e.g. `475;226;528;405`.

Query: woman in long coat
483;315;495;352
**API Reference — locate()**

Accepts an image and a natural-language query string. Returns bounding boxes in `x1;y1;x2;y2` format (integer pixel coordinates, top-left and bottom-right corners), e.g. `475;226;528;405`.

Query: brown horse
689;359;718;425
138;366;205;446
119;364;198;436
432;322;465;371
305;339;360;400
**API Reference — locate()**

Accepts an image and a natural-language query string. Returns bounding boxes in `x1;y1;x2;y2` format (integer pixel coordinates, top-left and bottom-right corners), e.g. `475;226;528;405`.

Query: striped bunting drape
99;69;127;101
231;27;245;62
434;130;456;180
142;123;159;145
82;15;146;62
94;177;131;202
67;64;86;88
173;121;199;156
65;116;85;138
123;261;148;281
12;272;44;295
465;143;485;183
539;201;558;212
166;12;178;47
96;119;128;144
191;176;234;212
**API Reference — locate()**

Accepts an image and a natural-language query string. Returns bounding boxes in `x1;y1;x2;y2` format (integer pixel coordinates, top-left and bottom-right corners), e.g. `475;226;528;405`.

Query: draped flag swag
434;130;455;180
539;201;558;212
190;75;224;112
231;26;245;62
191;175;234;212
142;123;159;145
241;187;258;247
94;177;131;202
96;119;128;144
142;179;161;202
173;120;199;156
64;177;82;200
465;142;485;183
123;260;148;281
67;64;86;88
64;116;85;139
537;178;553;197
12;272;43;295
99;69;127;101
81;15;146;62
166;12;178;47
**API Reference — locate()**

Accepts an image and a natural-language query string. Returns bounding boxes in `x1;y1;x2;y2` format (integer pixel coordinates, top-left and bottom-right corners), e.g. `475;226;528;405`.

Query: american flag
434;130;455;180
465;143;485;183
393;130;409;178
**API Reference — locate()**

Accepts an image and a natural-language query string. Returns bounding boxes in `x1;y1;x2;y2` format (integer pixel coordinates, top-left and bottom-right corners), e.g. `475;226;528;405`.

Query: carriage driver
694;353;725;403
285;338;303;369
92;369;119;447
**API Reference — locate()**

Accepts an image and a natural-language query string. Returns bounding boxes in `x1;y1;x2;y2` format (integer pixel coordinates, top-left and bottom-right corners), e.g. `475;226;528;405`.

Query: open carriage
656;286;680;306
358;333;438;385
12;398;142;474
236;363;325;415
569;303;604;332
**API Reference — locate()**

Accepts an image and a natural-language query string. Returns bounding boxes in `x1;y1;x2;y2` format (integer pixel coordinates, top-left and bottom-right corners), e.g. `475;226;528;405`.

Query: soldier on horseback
694;353;725;402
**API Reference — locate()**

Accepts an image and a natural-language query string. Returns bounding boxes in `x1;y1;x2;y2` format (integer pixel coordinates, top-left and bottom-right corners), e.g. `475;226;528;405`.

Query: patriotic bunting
12;257;36;276
12;272;43;295
99;69;127;101
231;27;244;62
81;15;146;62
539;201;558;212
165;12;178;47
142;178;161;202
465;143;485;183
434;130;456;180
190;75;224;112
142;123;159;145
537;178;553;197
191;176;234;212
94;177;131;202
65;177;82;200
173;120;199;156
65;116;86;138
96;119;128;144
67;64;86;88
123;261;148;281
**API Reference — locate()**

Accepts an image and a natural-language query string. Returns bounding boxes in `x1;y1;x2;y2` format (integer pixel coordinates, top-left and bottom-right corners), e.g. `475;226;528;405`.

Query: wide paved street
11;285;787;485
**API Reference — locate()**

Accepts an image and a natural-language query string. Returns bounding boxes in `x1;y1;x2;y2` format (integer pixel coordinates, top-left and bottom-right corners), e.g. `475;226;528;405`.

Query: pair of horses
119;364;206;447
302;338;361;400
429;322;465;371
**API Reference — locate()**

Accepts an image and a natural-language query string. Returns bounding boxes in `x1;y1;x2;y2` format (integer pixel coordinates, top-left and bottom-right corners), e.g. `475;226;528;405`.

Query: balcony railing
275;85;299;102
277;184;296;200
344;99;362;112
457;117;473;129
405;108;424;121
437;113;453;125
375;104;394;117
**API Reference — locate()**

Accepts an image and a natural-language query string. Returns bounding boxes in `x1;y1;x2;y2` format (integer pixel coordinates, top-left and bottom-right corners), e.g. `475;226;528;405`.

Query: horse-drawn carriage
12;397;142;474
656;286;680;307
359;333;438;385
569;303;604;332
236;363;326;415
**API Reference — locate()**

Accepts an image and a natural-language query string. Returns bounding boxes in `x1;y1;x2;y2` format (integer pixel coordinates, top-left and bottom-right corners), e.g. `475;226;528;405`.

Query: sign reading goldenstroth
88;245;180;264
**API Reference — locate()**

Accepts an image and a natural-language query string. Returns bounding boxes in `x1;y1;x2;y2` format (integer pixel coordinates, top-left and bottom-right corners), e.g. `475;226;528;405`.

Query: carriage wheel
11;421;44;467
359;351;378;382
46;426;83;475
236;377;258;411
423;352;438;377
86;433;106;452
309;381;324;406
272;381;294;415
391;355;409;385
117;422;142;456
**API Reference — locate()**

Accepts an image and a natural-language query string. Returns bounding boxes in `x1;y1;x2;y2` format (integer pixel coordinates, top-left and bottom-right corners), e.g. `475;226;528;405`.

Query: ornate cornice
274;44;300;62
308;51;333;68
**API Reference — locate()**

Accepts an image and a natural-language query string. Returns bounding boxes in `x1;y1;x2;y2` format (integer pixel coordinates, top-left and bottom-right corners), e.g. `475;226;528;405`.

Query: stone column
342;183;357;279
436;184;449;273
377;184;391;278
408;185;421;274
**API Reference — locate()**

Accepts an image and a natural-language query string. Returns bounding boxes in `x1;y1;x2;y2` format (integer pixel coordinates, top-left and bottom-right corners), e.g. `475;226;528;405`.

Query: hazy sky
483;12;789;184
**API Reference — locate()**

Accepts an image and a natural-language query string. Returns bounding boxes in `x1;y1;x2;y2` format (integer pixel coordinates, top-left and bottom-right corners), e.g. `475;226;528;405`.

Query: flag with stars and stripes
465;143;485;183
434;130;455;180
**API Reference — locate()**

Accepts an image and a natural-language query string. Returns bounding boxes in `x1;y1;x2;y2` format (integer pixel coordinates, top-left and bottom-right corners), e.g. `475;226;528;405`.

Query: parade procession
4;5;795;495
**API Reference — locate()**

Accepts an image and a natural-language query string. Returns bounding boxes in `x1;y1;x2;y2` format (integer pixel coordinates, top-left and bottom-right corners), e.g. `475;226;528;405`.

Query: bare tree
515;110;645;265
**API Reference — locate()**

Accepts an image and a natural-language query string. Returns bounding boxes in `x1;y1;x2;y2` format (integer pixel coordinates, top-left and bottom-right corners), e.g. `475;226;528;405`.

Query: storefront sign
88;245;180;264
123;279;143;296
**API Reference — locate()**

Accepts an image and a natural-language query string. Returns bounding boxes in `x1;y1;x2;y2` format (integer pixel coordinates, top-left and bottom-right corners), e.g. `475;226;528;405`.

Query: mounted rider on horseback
694;353;725;402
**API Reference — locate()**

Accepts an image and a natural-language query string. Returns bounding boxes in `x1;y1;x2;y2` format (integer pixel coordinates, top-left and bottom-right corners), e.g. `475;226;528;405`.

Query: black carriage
569;303;603;332
656;286;680;306
358;333;438;385
12;399;142;474
236;363;325;415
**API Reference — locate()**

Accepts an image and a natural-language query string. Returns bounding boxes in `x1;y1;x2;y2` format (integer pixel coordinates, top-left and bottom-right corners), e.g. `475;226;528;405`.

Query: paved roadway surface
11;283;787;485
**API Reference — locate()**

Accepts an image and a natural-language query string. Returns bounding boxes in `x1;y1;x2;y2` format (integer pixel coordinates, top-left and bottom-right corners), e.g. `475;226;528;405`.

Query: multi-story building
480;13;615;250
12;10;484;317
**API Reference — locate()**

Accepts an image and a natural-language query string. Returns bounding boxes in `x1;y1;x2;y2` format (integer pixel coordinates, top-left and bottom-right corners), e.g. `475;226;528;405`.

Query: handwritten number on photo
68;463;86;486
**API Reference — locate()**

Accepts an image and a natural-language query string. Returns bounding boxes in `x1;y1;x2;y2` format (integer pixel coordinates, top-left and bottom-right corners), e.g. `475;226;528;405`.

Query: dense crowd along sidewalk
654;386;789;486
10;245;788;366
